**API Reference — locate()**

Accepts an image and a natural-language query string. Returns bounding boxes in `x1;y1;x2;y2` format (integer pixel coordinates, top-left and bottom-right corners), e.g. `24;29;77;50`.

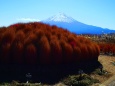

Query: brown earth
99;55;115;75
92;55;115;86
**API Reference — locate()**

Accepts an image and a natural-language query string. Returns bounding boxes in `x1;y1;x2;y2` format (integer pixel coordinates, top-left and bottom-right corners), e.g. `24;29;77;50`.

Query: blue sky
0;0;115;30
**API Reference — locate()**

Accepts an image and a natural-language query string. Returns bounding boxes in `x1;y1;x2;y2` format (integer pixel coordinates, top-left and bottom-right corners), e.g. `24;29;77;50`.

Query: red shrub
24;44;37;65
0;29;15;64
0;22;100;65
39;36;51;64
35;30;44;40
67;34;76;42
60;41;73;64
91;43;100;60
98;42;115;55
24;32;37;45
112;45;115;55
15;30;25;43
73;46;81;62
80;44;89;61
50;39;62;64
45;31;52;41
0;43;11;64
11;42;24;64
86;44;94;60
1;29;15;44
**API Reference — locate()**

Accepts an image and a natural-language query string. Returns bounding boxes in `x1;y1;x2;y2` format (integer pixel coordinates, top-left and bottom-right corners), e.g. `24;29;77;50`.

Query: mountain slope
44;13;76;23
42;13;115;34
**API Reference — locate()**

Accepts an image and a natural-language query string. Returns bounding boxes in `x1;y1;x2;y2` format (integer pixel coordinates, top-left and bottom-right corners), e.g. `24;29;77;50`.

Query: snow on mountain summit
45;13;76;23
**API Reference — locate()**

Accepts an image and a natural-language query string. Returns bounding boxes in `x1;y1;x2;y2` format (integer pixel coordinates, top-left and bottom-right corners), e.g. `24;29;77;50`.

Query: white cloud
17;18;40;22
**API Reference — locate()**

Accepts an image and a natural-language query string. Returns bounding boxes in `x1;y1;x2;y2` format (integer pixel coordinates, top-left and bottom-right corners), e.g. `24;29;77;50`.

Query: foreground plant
111;61;115;66
62;74;99;86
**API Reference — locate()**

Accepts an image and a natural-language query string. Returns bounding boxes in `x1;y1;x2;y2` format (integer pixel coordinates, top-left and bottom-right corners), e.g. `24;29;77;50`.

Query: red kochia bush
98;42;115;55
24;44;37;64
50;39;62;64
39;35;51;64
0;29;15;64
0;22;100;65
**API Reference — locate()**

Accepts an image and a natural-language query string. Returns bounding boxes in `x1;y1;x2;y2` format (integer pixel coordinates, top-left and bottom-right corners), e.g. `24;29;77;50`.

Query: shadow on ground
0;61;102;84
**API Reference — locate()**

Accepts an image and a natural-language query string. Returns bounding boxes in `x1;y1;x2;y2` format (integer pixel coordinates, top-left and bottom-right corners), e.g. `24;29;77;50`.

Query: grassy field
0;55;115;86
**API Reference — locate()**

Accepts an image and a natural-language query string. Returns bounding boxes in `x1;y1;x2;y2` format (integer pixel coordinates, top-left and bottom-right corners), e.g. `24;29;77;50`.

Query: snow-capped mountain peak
42;13;115;34
45;13;76;23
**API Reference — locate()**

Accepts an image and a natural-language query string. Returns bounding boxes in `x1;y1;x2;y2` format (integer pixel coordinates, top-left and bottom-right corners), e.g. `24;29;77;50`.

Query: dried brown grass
91;55;115;84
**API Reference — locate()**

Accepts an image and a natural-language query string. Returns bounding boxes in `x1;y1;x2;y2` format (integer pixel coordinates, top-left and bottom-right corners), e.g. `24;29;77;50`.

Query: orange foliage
98;42;115;55
0;22;100;65
112;46;115;55
50;39;62;64
24;32;37;45
11;42;24;64
0;29;15;64
24;44;37;65
1;29;15;44
39;36;51;64
15;30;25;43
35;30;44;40
60;41;73;64
73;46;81;62
0;43;11;64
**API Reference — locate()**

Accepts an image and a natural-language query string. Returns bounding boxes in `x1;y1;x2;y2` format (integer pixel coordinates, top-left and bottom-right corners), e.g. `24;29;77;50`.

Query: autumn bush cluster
0;22;100;65
98;42;115;55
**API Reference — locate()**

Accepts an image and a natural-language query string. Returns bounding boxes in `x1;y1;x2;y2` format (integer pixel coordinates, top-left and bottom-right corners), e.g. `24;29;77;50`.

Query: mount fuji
42;13;115;34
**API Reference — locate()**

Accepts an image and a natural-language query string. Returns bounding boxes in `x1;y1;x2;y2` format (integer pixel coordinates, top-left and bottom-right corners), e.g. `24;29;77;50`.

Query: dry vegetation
99;55;115;75
91;55;115;84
